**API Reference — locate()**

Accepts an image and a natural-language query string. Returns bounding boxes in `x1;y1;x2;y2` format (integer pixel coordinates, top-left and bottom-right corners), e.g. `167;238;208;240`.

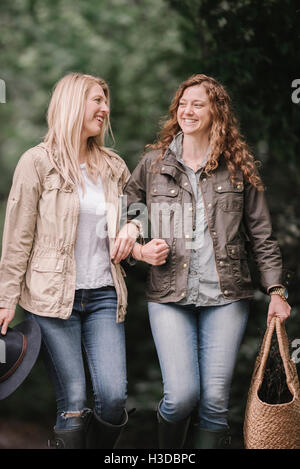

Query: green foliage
0;0;299;448
167;0;300;163
0;0;183;180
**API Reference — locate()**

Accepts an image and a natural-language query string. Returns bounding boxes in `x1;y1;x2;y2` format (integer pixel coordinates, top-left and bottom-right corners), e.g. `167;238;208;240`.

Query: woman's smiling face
81;83;109;140
177;84;212;138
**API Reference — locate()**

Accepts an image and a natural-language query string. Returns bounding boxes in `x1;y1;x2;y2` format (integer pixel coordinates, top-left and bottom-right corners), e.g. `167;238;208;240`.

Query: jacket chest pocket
150;185;181;240
151;184;180;200
214;180;244;212
150;167;181;200
42;174;74;217
44;174;73;192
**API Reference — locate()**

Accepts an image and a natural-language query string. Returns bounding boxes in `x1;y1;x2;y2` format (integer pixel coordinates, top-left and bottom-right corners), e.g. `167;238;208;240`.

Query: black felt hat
0;319;41;400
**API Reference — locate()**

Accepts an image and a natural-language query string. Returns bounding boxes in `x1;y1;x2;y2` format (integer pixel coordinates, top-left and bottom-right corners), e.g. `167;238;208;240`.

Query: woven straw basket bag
244;317;300;449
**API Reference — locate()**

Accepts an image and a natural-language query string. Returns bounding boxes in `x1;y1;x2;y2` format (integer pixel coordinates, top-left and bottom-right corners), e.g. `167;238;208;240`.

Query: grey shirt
169;132;233;307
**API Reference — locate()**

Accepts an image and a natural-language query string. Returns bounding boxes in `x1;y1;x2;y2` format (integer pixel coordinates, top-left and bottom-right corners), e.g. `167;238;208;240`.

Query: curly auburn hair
148;74;264;190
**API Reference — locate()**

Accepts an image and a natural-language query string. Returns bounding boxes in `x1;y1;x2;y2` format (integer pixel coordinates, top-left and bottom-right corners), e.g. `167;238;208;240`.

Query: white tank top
74;163;114;290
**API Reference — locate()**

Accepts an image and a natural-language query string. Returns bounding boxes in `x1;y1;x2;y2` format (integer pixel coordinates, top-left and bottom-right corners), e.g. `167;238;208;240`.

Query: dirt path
0;419;50;449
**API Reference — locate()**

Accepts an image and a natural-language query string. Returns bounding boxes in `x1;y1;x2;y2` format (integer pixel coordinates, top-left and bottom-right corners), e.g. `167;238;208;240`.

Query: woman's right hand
0;308;15;335
133;239;169;265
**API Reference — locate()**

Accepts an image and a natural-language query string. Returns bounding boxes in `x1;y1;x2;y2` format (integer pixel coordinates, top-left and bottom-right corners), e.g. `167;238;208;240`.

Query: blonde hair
149;74;264;190
44;72;117;188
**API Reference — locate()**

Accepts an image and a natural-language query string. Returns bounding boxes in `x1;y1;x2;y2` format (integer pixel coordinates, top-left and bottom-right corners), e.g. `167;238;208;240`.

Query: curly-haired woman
113;74;291;449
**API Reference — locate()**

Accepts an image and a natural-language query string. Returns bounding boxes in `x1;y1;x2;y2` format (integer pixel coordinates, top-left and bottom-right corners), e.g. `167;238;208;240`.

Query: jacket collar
168;131;184;159
163;131;210;172
162;132;185;171
40;142;125;183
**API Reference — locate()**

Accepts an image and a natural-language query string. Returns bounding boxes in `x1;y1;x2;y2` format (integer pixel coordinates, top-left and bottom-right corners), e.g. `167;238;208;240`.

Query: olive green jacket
124;148;283;303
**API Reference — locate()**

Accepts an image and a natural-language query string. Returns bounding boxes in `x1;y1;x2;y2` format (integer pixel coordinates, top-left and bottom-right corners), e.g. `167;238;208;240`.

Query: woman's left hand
111;222;139;264
267;295;291;326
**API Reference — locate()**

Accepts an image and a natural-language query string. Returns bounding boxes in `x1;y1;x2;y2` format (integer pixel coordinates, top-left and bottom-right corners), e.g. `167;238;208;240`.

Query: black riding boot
194;427;231;449
48;410;91;449
157;406;191;449
86;410;128;449
49;426;86;449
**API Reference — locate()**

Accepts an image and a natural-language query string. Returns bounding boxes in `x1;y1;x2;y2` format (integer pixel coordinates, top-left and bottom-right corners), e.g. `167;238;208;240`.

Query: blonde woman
0;73;139;449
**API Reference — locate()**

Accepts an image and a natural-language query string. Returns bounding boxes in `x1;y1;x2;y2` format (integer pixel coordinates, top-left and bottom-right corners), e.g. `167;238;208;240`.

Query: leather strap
0;334;27;383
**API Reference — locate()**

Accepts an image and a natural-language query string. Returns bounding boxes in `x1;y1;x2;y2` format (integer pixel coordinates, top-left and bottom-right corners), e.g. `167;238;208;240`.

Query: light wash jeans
27;287;127;430
148;299;249;430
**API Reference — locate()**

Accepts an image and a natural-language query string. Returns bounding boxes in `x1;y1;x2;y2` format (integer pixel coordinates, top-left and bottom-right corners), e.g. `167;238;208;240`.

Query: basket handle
255;317;296;391
275;317;298;387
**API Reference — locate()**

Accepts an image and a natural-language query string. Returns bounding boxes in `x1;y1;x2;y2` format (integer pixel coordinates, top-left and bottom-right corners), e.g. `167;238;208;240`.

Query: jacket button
202;178;207;182
184;182;188;186
162;167;165;171
183;263;187;268
231;249;235;254
208;203;212;208
218;186;222;190
170;189;175;194
185;234;190;238
153;188;157;193
224;290;229;295
212;231;217;236
181;292;185;297
219;261;224;266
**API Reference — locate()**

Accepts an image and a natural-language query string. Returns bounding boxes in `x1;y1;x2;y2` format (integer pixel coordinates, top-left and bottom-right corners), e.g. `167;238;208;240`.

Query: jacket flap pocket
32;258;64;273
44;174;62;190
214;181;244;193
160;165;178;179
226;244;247;260
44;175;73;192
151;186;179;197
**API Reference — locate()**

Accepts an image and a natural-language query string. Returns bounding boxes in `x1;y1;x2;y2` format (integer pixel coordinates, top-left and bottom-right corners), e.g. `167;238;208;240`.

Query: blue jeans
28;287;127;430
148;299;249;430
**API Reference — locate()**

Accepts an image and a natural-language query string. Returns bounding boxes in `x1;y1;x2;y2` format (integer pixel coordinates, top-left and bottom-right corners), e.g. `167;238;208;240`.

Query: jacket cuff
266;284;285;294
0;300;18;310
260;269;283;293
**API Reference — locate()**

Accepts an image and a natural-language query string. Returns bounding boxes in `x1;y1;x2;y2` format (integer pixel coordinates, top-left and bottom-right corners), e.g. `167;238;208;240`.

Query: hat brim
0;318;41;400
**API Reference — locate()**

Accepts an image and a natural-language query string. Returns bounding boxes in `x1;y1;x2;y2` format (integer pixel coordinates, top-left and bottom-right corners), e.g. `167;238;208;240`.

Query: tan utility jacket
0;143;130;322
